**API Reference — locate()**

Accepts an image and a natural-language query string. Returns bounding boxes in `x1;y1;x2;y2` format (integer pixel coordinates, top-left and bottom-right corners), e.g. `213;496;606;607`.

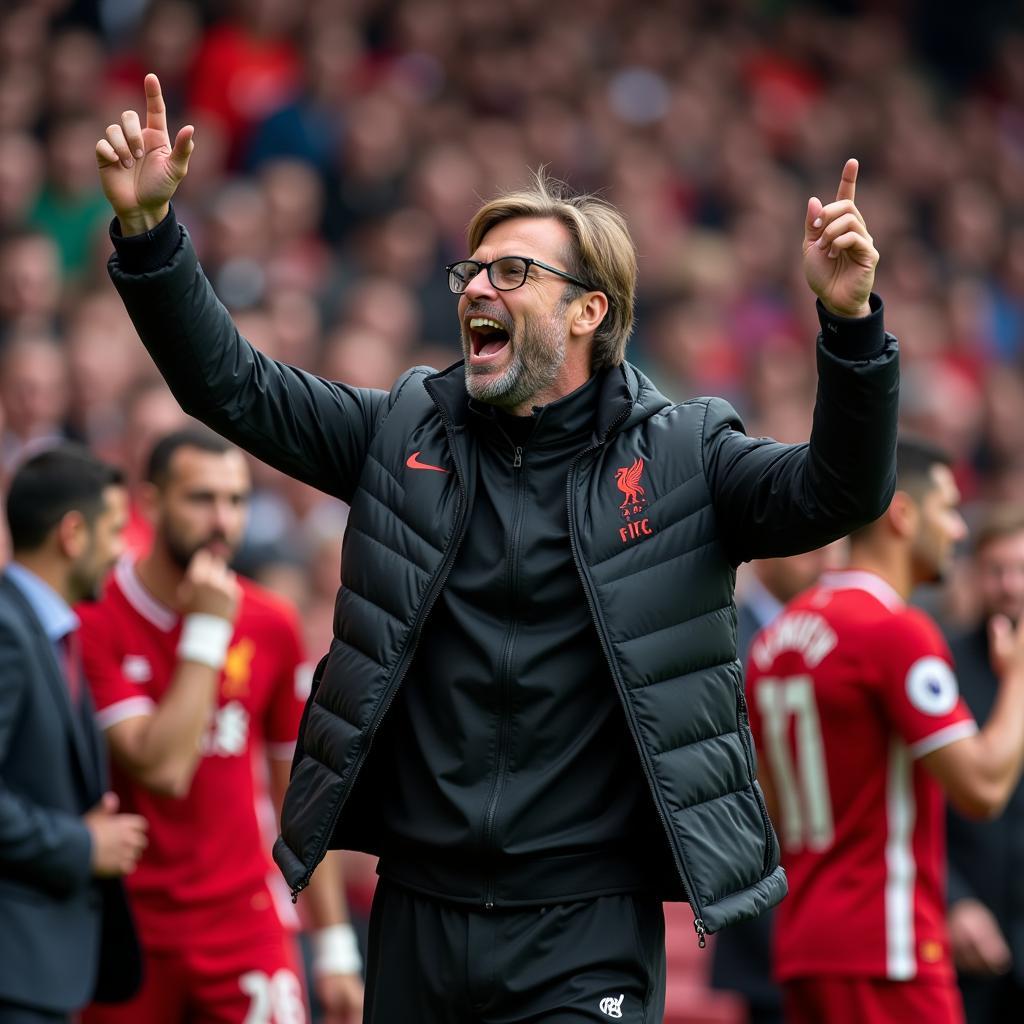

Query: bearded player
78;428;363;1024
746;438;1024;1024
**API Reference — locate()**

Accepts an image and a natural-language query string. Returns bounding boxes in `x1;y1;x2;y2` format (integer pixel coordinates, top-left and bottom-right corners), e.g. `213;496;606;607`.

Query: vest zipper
735;686;777;872
481;437;527;909
289;402;471;902
564;423;708;948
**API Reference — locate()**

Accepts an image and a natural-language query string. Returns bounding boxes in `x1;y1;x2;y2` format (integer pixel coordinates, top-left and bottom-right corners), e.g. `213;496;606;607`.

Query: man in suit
711;548;837;1024
947;504;1024;1022
0;446;147;1023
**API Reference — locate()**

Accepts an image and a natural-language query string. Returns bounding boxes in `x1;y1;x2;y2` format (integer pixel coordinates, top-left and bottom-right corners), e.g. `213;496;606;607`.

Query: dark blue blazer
0;573;140;1013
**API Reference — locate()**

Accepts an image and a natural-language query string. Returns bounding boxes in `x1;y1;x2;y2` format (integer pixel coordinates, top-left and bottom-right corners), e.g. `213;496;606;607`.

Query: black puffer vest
276;362;788;937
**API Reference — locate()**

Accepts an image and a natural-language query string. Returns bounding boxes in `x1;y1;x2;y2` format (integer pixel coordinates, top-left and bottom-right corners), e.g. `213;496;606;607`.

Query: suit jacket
0;573;140;1013
947;623;1024;983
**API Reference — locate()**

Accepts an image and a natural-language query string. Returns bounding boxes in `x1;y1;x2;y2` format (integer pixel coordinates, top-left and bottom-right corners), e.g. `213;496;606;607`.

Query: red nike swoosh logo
406;451;449;473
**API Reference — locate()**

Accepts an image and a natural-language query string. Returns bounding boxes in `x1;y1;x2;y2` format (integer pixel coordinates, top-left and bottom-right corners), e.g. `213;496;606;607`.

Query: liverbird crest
615;457;646;513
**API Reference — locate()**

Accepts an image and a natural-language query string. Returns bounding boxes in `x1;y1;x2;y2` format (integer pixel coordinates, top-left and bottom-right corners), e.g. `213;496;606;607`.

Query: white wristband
177;614;233;670
312;923;362;977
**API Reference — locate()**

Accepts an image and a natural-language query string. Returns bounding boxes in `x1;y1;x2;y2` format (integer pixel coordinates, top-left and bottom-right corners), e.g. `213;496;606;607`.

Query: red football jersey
78;558;311;949
746;570;977;983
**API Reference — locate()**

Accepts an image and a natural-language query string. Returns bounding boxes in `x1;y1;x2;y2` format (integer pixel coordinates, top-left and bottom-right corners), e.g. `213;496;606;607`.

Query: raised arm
96;75;388;502
923;615;1024;820
706;159;898;564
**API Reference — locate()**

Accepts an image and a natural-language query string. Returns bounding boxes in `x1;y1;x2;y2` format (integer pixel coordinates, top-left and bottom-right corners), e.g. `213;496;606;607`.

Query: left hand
803;158;878;318
316;971;364;1024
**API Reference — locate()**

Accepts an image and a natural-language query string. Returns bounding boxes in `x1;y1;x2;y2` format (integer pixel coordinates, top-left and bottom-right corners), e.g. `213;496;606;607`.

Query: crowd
1;0;1024;1022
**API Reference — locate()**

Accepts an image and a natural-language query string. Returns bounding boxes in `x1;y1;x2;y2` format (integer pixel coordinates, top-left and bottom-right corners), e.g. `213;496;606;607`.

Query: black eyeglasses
445;256;595;294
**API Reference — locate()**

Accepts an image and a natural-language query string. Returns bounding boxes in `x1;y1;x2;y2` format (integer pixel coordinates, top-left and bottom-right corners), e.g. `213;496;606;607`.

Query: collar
425;359;641;444
742;573;785;629
114;556;178;632
471;371;605;450
5;561;79;643
819;568;904;612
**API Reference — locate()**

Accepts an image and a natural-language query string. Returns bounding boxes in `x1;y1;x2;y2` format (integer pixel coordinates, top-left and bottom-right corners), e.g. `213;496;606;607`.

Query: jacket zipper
735;686;777;872
565;423;708;947
481;441;526;909
289;402;471;901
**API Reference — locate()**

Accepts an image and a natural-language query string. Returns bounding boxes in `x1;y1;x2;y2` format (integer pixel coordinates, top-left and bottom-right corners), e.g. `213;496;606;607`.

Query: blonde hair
466;170;636;370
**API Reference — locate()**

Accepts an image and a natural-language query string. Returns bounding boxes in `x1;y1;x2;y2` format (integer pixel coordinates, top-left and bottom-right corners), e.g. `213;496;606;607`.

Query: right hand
988;613;1024;681
948;898;1012;975
84;792;148;877
95;73;193;236
178;549;241;622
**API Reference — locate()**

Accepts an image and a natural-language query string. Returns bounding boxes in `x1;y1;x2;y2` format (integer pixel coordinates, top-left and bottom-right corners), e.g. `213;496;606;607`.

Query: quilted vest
275;361;785;938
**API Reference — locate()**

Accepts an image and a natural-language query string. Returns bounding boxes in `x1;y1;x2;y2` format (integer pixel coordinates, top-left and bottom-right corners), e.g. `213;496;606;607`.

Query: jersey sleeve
263;604;310;761
875;609;977;758
78;603;156;730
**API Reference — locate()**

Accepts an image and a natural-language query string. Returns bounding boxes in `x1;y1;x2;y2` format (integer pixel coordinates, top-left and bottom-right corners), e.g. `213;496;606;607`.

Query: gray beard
462;314;566;410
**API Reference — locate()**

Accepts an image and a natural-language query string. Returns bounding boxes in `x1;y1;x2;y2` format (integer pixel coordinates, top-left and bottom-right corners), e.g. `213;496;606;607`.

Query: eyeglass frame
444;256;597;295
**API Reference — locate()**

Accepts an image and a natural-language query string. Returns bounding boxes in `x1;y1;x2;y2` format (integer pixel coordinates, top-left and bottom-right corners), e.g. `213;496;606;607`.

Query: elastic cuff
110;205;180;274
816;292;885;360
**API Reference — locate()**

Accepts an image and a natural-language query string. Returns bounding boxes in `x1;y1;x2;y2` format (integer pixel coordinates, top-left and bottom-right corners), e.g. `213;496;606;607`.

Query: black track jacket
108;209;899;936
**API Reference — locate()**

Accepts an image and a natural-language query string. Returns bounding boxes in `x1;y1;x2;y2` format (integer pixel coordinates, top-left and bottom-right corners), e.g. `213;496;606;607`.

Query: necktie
59;629;83;705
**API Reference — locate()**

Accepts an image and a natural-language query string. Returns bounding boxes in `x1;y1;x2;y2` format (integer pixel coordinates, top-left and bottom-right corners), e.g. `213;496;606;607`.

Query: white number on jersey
240;968;306;1024
756;675;835;852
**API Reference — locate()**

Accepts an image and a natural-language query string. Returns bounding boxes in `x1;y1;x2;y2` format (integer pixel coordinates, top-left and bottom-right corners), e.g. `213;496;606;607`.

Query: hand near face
803;159;878;318
95;73;193;236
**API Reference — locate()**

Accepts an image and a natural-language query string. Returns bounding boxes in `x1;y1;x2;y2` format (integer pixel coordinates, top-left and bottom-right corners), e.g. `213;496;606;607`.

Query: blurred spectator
0;331;69;475
31;114;112;278
104;0;203;126
0;228;63;337
947;506;1024;1022
189;0;303;167
0;132;44;231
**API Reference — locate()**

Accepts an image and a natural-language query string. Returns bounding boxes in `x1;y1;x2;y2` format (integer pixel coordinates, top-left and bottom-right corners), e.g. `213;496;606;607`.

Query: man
0;446;146;1022
946;505;1024;1022
746;439;1024;1024
96;75;897;1021
711;548;837;1024
78;429;362;1024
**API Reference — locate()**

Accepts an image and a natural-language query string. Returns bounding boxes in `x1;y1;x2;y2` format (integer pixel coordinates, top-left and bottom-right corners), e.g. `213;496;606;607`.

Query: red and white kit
746;570;975;1021
79;558;311;1024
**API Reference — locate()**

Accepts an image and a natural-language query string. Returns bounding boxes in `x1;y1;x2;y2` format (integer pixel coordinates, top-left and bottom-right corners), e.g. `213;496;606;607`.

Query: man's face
458;216;581;410
153;447;251;569
975;531;1024;624
70;485;128;603
909;464;967;585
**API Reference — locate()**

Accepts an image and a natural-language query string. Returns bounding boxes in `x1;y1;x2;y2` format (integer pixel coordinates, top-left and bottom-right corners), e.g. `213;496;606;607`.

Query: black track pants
363;880;666;1023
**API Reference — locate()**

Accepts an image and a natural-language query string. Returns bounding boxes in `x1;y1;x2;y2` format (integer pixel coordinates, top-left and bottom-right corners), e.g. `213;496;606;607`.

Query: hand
803;158;878;318
178;549;241;622
84;792;148;877
316;971;364;1024
987;613;1024;682
95;73;194;236
948;898;1012;975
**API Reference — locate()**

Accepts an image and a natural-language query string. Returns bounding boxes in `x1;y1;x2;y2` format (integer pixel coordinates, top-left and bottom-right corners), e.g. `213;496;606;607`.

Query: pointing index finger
835;157;858;203
144;73;167;137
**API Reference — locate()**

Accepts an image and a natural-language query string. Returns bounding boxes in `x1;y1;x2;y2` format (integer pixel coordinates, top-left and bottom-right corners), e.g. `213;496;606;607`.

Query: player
79;428;363;1024
746;438;1024;1024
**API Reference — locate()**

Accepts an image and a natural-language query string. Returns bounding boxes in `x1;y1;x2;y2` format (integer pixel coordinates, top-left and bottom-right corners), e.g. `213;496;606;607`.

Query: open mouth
467;317;510;363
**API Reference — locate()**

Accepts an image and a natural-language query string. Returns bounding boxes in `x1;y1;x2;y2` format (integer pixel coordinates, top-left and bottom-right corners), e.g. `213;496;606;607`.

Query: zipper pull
513;446;523;469
694;917;707;949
